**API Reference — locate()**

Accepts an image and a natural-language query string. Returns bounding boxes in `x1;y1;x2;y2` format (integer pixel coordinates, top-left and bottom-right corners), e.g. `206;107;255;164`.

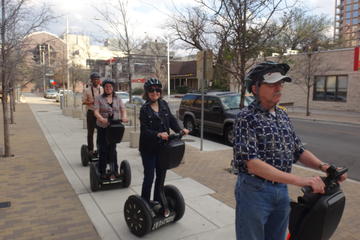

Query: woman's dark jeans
141;152;168;210
97;127;118;175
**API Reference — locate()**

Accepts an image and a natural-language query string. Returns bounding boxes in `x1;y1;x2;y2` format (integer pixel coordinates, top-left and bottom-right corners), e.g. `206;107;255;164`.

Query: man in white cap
233;61;347;240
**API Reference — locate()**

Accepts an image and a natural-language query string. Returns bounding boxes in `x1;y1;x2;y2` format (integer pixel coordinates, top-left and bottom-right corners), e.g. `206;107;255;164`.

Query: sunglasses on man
148;88;162;93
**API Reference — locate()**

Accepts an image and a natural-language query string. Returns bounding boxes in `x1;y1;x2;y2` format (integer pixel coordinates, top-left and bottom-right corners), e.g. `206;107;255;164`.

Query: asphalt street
292;119;360;181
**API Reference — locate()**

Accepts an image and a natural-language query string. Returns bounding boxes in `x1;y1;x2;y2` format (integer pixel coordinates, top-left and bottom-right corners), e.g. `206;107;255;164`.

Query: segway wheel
164;185;185;221
81;144;89;166
90;163;100;192
124;195;152;237
120;160;131;188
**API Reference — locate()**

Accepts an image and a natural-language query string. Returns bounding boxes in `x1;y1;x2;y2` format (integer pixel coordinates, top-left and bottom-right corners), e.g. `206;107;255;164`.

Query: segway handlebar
301;165;348;194
167;131;185;141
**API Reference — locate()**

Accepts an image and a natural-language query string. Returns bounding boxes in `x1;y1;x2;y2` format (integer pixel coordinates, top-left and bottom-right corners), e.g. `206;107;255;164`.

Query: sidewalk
287;106;360;126
1;94;359;240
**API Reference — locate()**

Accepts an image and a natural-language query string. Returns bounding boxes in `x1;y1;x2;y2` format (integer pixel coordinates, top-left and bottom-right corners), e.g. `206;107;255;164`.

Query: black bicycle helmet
90;72;101;80
102;78;115;87
144;77;162;90
246;61;291;93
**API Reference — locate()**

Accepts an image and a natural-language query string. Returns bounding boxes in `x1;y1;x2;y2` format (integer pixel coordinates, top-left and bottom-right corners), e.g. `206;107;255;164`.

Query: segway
287;165;348;240
124;133;186;237
89;120;131;192
80;144;98;167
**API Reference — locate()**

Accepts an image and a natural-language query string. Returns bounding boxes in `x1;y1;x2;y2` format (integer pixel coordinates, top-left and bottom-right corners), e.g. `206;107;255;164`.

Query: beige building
23;31;67;92
230;48;360;112
64;34;124;68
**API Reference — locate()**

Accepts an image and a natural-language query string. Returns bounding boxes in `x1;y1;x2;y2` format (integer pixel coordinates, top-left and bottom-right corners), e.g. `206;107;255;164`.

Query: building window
352;18;359;24
347;5;352;11
313;76;348;102
354;3;359;9
354;11;359;17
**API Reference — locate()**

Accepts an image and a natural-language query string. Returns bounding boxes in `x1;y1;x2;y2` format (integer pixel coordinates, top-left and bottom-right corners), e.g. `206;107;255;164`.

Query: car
178;91;255;145
44;88;58;99
115;91;130;104
56;89;73;102
125;95;145;108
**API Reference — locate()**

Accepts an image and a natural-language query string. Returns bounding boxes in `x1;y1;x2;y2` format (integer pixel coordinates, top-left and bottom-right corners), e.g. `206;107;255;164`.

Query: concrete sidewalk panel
79;194;120;240
180;224;236;240
186;195;235;228
91;188;136;214
108;205;218;240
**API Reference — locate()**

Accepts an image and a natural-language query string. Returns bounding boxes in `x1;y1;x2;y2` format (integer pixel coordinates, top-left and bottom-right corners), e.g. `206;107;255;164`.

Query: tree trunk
306;84;310;116
9;85;14;124
1;95;11;156
127;53;132;103
306;53;311;116
1;0;12;156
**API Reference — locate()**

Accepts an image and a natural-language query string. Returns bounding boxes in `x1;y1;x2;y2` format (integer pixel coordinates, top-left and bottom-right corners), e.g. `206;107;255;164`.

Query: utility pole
66;16;70;91
200;50;206;151
166;37;170;100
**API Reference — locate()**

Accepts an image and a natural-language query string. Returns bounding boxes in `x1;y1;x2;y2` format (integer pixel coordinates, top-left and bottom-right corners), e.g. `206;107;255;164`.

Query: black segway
89;120;131;192
80;144;98;167
287;165;348;240
124;133;186;237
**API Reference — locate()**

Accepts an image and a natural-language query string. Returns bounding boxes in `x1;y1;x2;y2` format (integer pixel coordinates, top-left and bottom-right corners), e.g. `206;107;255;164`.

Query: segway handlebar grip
168;132;184;141
326;165;348;182
301;186;313;193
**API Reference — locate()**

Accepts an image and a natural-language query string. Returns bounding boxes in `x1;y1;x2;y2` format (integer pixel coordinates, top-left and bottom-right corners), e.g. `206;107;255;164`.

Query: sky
38;0;337;50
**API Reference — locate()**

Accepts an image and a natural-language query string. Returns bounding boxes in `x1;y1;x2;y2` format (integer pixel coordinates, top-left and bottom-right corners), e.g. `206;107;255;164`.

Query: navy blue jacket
139;99;182;154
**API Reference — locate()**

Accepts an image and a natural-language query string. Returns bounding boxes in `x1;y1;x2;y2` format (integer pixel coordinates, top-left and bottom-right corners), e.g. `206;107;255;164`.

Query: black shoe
100;174;109;180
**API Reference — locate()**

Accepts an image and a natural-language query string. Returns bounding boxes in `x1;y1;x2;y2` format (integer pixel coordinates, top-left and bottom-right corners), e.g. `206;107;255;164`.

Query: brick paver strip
0;103;100;240
175;145;360;240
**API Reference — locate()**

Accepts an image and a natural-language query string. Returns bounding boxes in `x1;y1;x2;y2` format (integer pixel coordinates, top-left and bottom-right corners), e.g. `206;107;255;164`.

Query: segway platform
90;160;131;192
124;185;185;237
80;144;98;166
89;121;131;192
124;133;186;237
288;165;348;240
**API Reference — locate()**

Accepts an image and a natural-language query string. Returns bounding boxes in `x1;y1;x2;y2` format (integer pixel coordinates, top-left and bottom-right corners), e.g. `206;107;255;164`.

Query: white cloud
41;0;336;47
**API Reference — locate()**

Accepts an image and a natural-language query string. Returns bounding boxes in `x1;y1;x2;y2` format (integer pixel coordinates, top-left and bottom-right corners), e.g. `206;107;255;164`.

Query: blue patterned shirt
233;100;304;174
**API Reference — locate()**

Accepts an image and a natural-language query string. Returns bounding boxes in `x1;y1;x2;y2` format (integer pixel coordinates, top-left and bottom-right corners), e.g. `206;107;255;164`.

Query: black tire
224;124;234;146
81;144;89;166
120;160;131;188
90;163;100;192
164;185;185;221
124;195;153;237
183;116;195;134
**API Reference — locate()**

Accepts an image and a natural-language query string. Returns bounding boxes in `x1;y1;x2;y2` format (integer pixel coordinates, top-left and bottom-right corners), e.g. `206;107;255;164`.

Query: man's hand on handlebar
322;164;348;183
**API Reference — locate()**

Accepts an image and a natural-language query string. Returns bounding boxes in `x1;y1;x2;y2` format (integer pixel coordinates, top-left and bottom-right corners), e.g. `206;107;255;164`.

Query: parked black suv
178;91;254;145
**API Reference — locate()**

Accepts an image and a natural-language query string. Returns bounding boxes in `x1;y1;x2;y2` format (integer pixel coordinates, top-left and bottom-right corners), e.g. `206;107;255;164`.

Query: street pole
66;16;70;91
167;37;170;100
200;50;206;151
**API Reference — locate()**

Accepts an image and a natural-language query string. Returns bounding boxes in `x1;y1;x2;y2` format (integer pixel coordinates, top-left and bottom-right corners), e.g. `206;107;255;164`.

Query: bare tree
268;8;333;116
94;0;143;101
1;0;53;157
169;0;294;107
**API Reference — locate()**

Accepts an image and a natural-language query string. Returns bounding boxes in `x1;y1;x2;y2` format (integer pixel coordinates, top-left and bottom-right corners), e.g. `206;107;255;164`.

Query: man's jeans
235;173;290;240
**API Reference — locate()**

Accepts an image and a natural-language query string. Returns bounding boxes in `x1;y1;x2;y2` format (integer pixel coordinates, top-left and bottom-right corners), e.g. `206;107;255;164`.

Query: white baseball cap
263;72;292;84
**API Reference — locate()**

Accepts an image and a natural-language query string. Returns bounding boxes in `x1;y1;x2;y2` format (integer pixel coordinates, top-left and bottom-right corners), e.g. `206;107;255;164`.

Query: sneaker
100;174;108;180
110;174;116;181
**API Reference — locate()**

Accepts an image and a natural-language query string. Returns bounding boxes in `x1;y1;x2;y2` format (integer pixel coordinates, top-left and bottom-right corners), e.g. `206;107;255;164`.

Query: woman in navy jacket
139;78;189;217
